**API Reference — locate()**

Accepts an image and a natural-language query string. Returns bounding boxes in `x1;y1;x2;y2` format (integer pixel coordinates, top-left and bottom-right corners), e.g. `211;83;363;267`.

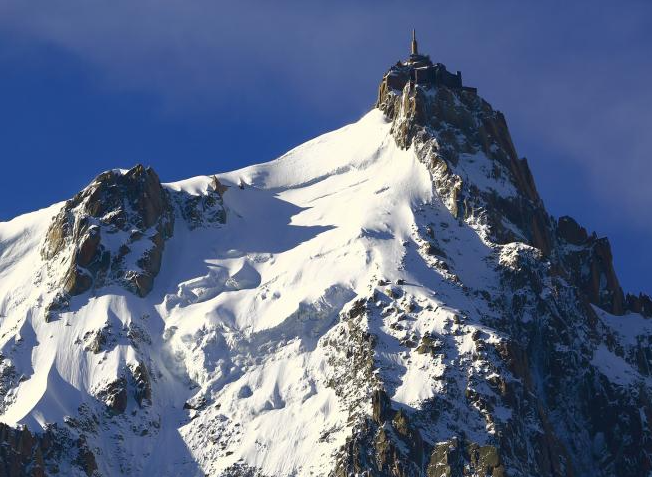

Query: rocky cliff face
376;69;648;319
41;165;175;302
325;58;652;477
0;165;228;476
39;166;228;319
0;422;97;477
377;71;553;256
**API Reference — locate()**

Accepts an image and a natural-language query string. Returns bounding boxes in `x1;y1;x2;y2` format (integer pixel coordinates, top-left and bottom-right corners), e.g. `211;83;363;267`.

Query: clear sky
0;1;650;295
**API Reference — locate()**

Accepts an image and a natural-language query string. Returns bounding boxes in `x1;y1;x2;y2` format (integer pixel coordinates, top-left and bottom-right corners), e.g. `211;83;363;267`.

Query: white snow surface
0;110;431;475
2;108;637;475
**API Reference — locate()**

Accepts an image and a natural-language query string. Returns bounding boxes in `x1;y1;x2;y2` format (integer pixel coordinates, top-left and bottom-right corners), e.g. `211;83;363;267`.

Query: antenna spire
411;29;418;55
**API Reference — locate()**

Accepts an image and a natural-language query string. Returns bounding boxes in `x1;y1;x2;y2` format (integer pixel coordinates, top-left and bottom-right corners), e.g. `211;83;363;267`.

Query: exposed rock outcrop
350;49;652;477
377;58;647;321
427;438;505;477
99;377;128;414
41;164;174;302
627;292;652;316
0;354;19;415
553;215;652;318
130;361;152;407
556;216;626;315
0;424;46;477
96;361;152;413
377;66;554;257
0;422;97;477
175;175;227;229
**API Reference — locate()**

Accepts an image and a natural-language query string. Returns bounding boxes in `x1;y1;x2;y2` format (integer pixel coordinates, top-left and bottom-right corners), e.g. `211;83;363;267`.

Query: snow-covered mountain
1;41;651;477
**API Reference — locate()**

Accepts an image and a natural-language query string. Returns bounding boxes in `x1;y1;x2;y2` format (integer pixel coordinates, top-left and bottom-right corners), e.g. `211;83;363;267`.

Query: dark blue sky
0;1;650;295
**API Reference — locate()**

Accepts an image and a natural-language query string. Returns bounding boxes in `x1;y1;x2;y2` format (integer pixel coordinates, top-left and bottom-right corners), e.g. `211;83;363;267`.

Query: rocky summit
0;34;650;477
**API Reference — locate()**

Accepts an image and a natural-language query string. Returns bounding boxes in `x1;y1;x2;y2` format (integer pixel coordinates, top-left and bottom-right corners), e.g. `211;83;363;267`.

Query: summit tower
411;29;418;55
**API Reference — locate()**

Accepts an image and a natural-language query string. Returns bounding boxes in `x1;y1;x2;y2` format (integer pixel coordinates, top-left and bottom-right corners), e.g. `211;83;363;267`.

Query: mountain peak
377;46;549;254
375;38;650;320
384;31;477;96
0;41;651;477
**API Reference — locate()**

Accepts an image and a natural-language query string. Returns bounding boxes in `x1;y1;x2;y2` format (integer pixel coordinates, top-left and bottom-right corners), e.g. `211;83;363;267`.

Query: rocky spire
411;29;418;55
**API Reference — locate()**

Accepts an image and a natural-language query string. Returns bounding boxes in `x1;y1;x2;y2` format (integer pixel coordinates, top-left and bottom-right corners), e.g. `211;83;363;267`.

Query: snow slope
0;110;448;475
0;99;650;476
